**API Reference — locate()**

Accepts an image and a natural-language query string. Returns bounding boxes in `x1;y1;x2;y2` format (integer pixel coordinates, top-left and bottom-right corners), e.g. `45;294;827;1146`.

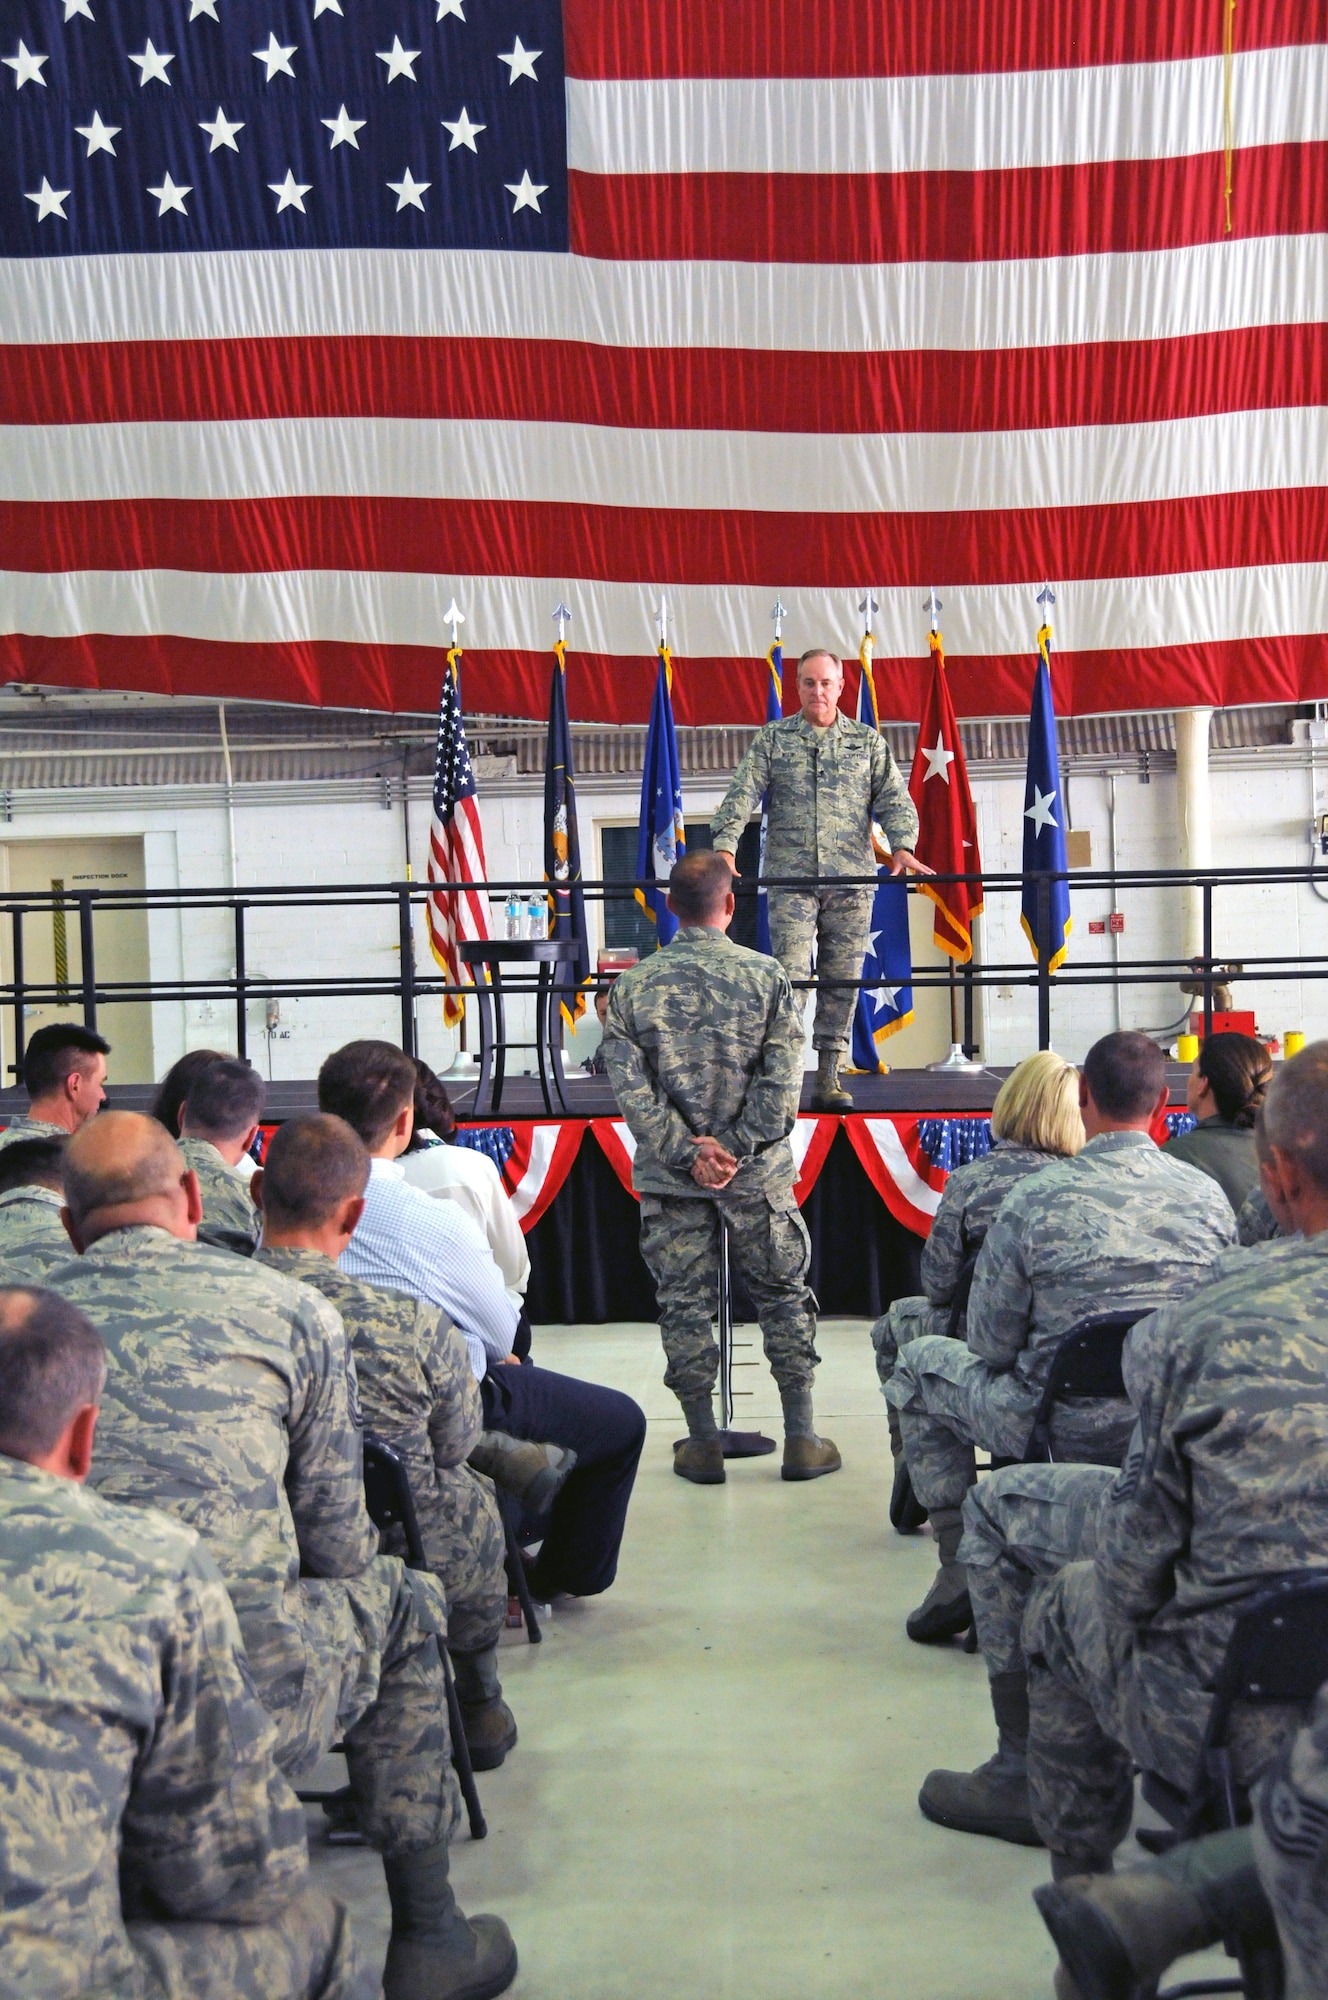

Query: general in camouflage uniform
0;1453;371;2000
1023;1229;1328;1869
869;1139;1056;1390
182;1135;261;1256
710;648;920;1105
257;1245;511;1754
1254;1678;1328;1999
602;852;839;1482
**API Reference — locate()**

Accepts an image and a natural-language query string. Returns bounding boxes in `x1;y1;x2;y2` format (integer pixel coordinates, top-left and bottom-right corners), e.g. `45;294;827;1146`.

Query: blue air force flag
755;642;782;955
849;642;913;1070
1020;625;1071;971
635;646;686;946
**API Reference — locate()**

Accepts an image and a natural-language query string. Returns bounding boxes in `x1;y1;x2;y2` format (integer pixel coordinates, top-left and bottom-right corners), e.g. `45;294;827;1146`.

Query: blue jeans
480;1361;646;1599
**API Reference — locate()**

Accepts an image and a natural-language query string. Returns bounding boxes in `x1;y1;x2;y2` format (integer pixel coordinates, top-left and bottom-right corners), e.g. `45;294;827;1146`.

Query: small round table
458;938;584;1115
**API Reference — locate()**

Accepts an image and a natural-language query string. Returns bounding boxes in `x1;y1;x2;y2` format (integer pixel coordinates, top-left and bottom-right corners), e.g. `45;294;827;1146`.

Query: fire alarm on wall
1088;919;1105;935
1108;911;1125;934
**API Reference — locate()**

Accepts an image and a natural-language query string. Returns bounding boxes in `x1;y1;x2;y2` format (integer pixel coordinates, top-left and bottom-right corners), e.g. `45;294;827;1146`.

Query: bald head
63;1111;199;1249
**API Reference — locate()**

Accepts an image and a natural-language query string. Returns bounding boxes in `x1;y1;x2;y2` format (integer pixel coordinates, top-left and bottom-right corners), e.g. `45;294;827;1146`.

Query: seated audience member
870;1050;1083;1457
254;1113;518;1771
0;1135;69;1278
151;1047;228;1137
399;1061;531;1313
0;1023;109;1148
179;1056;266;1255
1018;1041;1328;1880
1162;1030;1271;1212
46;1111;517;2000
0;1284;373;2000
888;1031;1236;1643
319;1041;647;1604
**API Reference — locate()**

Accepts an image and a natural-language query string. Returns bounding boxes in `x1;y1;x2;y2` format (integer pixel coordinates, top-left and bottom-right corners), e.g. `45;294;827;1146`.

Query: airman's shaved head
64;1111;194;1242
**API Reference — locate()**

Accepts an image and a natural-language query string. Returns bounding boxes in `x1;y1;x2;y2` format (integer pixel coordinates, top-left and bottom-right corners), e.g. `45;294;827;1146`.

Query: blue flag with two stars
3;0;567;255
1020;596;1071;971
849;641;913;1071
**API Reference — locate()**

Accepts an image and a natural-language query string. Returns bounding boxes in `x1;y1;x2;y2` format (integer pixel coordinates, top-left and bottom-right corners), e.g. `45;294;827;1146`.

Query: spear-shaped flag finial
1037;584;1057;610
858;591;879;630
770;598;787;640
552;601;571;643
923;588;943;628
657;594;669;648
443;598;465;648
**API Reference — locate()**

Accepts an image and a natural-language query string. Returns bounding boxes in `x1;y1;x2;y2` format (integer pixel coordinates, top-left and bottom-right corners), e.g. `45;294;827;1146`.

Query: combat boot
781;1435;842;1480
674;1436;725;1483
811;1048;855;1112
381;1841;517;2000
450;1645;518;1772
905;1506;973;1641
917;1670;1042;1845
466;1432;578;1513
1033;1827;1273;2000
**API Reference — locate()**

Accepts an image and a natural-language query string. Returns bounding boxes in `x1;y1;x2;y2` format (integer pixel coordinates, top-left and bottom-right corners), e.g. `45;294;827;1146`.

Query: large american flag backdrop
1;0;1325;726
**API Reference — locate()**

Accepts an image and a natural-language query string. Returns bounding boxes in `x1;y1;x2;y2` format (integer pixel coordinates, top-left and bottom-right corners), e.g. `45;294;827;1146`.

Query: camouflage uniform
0;1454;373;2000
1023;1232;1328;1865
710;712;919;1053
0;1114;67;1150
44;1227;460;1853
0;1182;71;1280
256;1245;507;1658
1238;1182;1282;1245
181;1136;261;1256
870;1141;1054;1389
602;924;817;1405
1254;1679;1328;1999
887;1132;1236;1510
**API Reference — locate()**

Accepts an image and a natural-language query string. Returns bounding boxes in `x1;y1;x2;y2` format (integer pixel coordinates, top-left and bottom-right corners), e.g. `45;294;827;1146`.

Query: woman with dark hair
1163;1030;1273;1213
150;1049;228;1137
400;1059;530;1308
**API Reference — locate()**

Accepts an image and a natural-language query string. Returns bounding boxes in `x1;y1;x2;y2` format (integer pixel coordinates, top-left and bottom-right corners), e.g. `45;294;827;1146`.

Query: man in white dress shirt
319;1042;646;1603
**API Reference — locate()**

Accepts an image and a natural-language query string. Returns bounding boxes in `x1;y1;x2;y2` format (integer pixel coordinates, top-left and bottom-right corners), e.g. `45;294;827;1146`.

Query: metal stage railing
1;864;1324;1074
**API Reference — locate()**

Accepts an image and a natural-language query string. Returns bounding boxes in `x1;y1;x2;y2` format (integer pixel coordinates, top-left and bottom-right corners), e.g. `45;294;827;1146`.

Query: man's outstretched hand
690;1135;738;1189
888;848;935;877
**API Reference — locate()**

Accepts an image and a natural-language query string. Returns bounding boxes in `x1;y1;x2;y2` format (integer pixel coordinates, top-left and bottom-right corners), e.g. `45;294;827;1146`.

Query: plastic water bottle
504;892;522;939
525;892;546;940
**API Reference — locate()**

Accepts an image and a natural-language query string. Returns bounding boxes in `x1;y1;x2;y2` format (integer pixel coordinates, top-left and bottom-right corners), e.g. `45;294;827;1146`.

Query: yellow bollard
1285;1031;1306;1058
1177;1033;1200;1063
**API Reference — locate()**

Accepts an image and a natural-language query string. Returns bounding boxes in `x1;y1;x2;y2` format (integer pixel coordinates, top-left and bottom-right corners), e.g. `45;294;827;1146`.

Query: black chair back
362;1435;428;1570
1198;1570;1328;1828
943;1235;986;1341
1022;1309;1146;1463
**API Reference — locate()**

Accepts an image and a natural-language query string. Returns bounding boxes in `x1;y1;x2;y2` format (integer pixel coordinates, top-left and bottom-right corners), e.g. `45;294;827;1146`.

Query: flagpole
922;588;985;1074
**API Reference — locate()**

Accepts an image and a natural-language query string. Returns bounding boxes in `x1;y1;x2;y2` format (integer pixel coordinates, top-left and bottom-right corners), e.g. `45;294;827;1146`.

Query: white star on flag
187;0;218;19
377;36;419;80
75;110;119;155
1025;786;1059;835
876;984;901;1011
505;169;546;213
253;33;296;79
5;41;50;87
147;172;191;215
129;38;174;83
921;733;955;784
436;0;464;16
497;36;539;81
26;177;70;219
313;0;343;14
442;105;484;151
322;104;365;148
387;167;429;211
269;170;312;211
62;0;94;21
198;106;243;151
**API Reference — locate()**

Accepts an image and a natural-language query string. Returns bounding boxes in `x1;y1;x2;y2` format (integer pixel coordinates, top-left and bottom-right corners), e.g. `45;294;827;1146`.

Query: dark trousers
480;1361;646;1600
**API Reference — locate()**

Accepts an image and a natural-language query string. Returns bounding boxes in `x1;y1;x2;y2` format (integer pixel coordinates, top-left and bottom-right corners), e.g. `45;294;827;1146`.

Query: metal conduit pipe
1175;708;1214;966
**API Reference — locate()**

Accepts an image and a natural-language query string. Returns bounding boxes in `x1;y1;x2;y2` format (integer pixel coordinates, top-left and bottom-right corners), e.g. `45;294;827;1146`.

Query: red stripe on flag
565;0;1323;77
4;324;1323;433
5;632;1328;724
569;144;1328;264
6;488;1325;584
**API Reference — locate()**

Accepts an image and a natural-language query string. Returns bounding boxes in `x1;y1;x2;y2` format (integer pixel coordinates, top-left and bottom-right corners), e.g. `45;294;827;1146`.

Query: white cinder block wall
3;750;1326;1082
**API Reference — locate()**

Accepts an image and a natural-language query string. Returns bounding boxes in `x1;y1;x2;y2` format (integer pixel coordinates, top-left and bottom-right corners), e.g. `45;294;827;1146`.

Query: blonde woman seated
870;1051;1085;1475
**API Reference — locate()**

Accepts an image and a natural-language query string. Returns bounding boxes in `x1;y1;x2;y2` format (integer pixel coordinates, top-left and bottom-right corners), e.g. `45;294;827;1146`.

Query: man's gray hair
797;647;843;676
1259;1041;1328;1193
0;1287;106;1460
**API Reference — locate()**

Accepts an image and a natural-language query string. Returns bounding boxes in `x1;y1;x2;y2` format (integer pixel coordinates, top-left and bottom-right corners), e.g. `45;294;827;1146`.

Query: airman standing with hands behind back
710;647;929;1111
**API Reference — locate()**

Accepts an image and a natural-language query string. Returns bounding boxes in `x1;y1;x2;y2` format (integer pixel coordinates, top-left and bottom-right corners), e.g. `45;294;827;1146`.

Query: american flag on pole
426;648;490;1026
2;2;1326;723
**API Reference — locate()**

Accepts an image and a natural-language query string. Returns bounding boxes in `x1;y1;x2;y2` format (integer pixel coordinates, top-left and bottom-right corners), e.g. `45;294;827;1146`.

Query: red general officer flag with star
909;630;983;962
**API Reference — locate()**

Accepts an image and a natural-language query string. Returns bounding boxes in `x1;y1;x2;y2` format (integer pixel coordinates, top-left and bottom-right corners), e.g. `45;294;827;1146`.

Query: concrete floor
309;1320;1228;1999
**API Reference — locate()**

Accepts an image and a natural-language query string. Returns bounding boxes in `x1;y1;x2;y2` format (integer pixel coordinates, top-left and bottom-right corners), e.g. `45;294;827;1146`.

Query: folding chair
296;1436;488;1842
1019;1309;1146;1465
889;1245;984;1535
